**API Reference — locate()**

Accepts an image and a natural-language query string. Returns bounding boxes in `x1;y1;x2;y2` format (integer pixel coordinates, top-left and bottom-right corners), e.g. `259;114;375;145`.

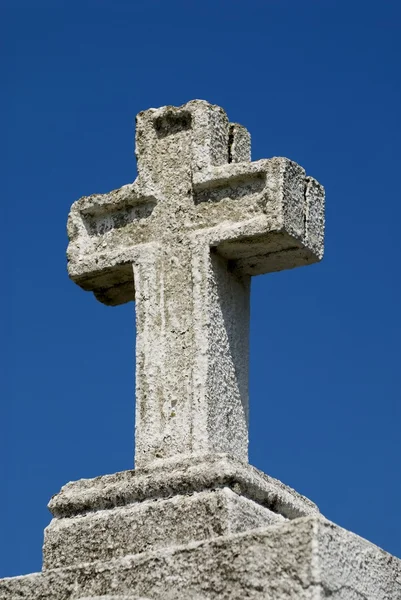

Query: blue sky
2;0;400;578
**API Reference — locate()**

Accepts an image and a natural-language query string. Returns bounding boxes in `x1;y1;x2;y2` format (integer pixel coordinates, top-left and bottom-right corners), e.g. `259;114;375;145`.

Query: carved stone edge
2;517;400;600
48;454;319;520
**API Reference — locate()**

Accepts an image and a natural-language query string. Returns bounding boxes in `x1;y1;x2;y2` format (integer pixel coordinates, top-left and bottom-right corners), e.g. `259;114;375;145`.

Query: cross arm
67;181;157;305
192;157;325;276
67;99;324;307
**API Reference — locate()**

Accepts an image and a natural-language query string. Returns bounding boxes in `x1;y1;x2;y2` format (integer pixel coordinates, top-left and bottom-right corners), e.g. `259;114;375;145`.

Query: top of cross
67;100;323;306
67;100;324;467
135;100;251;189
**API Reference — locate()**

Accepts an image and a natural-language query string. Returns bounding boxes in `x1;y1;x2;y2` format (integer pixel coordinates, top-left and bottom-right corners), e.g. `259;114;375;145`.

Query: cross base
43;455;317;571
2;514;399;599
1;458;399;599
44;489;281;570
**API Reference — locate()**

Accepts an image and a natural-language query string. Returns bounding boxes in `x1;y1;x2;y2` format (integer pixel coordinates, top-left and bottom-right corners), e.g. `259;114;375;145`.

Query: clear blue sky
2;0;400;578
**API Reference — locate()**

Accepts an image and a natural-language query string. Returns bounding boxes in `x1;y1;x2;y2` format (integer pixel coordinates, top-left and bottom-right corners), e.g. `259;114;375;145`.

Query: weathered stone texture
43;455;316;571
66;99;325;468
3;100;398;600
47;454;318;520
1;517;399;599
43;488;282;570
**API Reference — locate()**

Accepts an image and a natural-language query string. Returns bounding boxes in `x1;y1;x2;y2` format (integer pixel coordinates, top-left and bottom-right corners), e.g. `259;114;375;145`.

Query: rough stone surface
4;100;398;600
43;454;316;571
1;517;400;599
47;454;319;520
66;99;325;468
43;487;282;569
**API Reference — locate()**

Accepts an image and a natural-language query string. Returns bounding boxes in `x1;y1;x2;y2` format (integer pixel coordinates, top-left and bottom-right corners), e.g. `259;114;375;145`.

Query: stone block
43;455;315;570
1;516;399;599
47;454;318;520
228;123;251;163
43;488;282;569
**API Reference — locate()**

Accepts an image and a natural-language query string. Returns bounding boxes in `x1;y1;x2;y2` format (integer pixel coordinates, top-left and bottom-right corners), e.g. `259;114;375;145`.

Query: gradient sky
2;0;400;578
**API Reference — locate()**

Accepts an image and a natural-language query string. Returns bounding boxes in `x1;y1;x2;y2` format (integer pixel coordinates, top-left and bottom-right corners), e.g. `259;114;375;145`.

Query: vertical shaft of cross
133;242;250;467
130;101;251;467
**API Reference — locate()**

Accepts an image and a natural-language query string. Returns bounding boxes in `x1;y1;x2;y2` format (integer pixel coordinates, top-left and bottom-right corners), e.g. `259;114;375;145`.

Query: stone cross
67;100;324;468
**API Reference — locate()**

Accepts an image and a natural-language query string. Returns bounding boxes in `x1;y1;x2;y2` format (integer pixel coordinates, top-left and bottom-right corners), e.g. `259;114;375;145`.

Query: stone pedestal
42;454;316;570
1;456;400;599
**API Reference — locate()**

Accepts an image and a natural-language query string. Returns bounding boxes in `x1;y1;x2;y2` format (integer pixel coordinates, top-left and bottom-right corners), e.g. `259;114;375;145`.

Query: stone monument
1;100;399;599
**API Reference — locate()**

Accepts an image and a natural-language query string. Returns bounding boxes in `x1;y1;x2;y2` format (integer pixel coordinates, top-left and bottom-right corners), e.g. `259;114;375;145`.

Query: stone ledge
1;516;399;599
43;488;282;570
48;454;318;520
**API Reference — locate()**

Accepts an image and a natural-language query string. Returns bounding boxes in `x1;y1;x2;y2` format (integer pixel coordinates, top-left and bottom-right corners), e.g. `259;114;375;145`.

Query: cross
67;100;324;468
